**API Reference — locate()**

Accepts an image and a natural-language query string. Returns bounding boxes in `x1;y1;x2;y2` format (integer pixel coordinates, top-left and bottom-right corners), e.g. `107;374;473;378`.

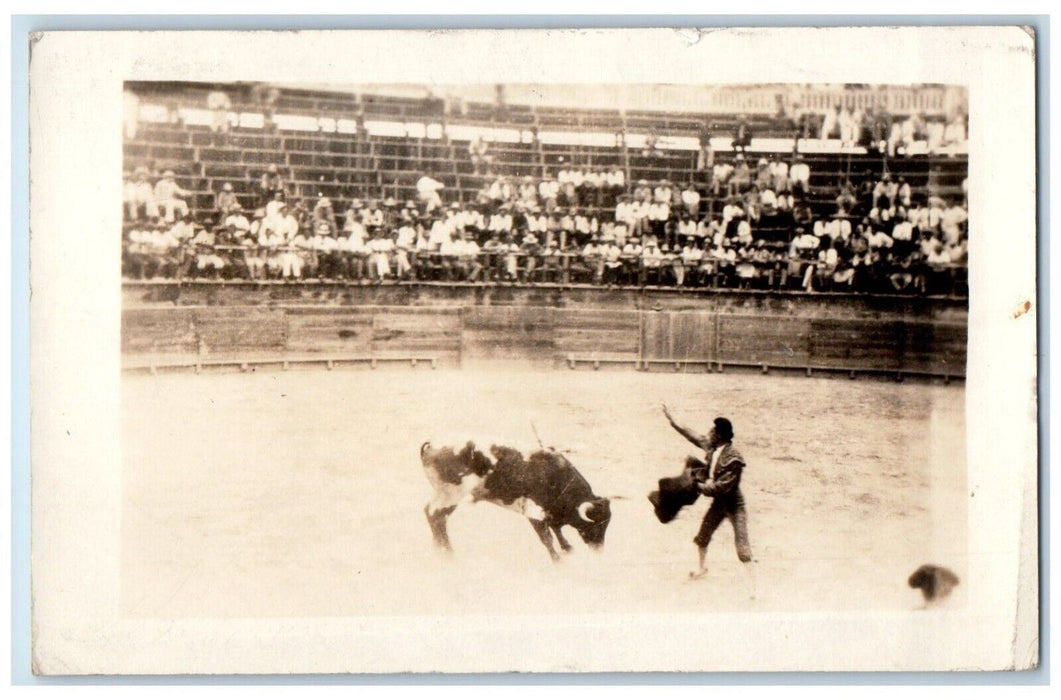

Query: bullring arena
121;83;969;618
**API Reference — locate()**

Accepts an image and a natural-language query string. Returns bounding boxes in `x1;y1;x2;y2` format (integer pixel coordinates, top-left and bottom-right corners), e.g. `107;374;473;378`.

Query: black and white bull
420;441;611;561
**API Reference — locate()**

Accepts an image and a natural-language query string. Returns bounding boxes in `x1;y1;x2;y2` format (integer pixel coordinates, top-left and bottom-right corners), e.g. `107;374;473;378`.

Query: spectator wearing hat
223;203;250;234
216;182;239;218
313;197;338;237
153;170;190;222
124;167;158;221
518;230;542;283
575;235;604;284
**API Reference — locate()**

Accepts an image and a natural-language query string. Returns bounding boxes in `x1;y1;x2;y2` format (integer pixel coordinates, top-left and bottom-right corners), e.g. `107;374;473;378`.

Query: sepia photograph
119;79;971;619
28;27;1037;675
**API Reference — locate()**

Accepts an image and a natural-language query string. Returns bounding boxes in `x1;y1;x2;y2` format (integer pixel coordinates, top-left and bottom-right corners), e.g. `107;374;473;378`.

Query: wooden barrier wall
122;305;966;377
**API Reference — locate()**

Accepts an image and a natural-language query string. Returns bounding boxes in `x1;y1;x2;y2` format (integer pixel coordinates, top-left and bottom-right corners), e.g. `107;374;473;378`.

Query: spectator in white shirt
153;170;190;223
224;204;250;233
941;204;968;245
770;156;789;193
367;230;395;280
712;162;734;198
124;167;158;221
681;183;701;218
207;90;232;135
416;175;445;213
789;157;810;196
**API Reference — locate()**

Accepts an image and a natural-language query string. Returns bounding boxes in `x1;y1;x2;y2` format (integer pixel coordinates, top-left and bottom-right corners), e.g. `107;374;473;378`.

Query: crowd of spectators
123;152;967;296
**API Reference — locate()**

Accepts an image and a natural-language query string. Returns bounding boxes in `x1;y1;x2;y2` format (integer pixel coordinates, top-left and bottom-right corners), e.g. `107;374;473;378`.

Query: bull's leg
550;524;573;553
425;503;457;551
529;518;561;562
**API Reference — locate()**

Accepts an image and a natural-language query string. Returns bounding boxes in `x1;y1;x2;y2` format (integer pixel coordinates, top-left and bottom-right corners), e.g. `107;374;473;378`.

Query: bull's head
574;498;611;548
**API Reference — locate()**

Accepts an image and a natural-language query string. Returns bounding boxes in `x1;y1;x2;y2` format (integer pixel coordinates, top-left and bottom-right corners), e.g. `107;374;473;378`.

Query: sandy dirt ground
121;365;967;618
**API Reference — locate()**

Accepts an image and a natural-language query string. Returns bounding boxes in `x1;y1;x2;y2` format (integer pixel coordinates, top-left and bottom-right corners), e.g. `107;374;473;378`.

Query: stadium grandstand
122;82;968;296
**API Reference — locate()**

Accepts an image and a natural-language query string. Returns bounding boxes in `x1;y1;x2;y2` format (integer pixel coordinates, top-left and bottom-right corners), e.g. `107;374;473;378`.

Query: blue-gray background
9;13;1049;685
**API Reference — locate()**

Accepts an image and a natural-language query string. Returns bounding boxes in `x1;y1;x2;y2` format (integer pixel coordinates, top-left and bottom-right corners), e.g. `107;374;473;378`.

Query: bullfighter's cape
648;446;745;523
648;456;706;523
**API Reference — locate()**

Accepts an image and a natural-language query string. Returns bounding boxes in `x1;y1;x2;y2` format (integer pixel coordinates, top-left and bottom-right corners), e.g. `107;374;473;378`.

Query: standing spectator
260;164;285;205
732;116;753;154
468;136;492;176
696;123;715;173
207;89;232;136
153;170;190;222
838;105;857;147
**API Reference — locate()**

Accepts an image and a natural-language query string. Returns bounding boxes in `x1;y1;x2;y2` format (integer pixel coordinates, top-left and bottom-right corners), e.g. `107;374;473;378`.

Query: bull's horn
577;501;594;523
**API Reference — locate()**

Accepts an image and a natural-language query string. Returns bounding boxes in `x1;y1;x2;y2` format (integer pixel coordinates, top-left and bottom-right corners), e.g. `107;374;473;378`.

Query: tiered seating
124;84;968;223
